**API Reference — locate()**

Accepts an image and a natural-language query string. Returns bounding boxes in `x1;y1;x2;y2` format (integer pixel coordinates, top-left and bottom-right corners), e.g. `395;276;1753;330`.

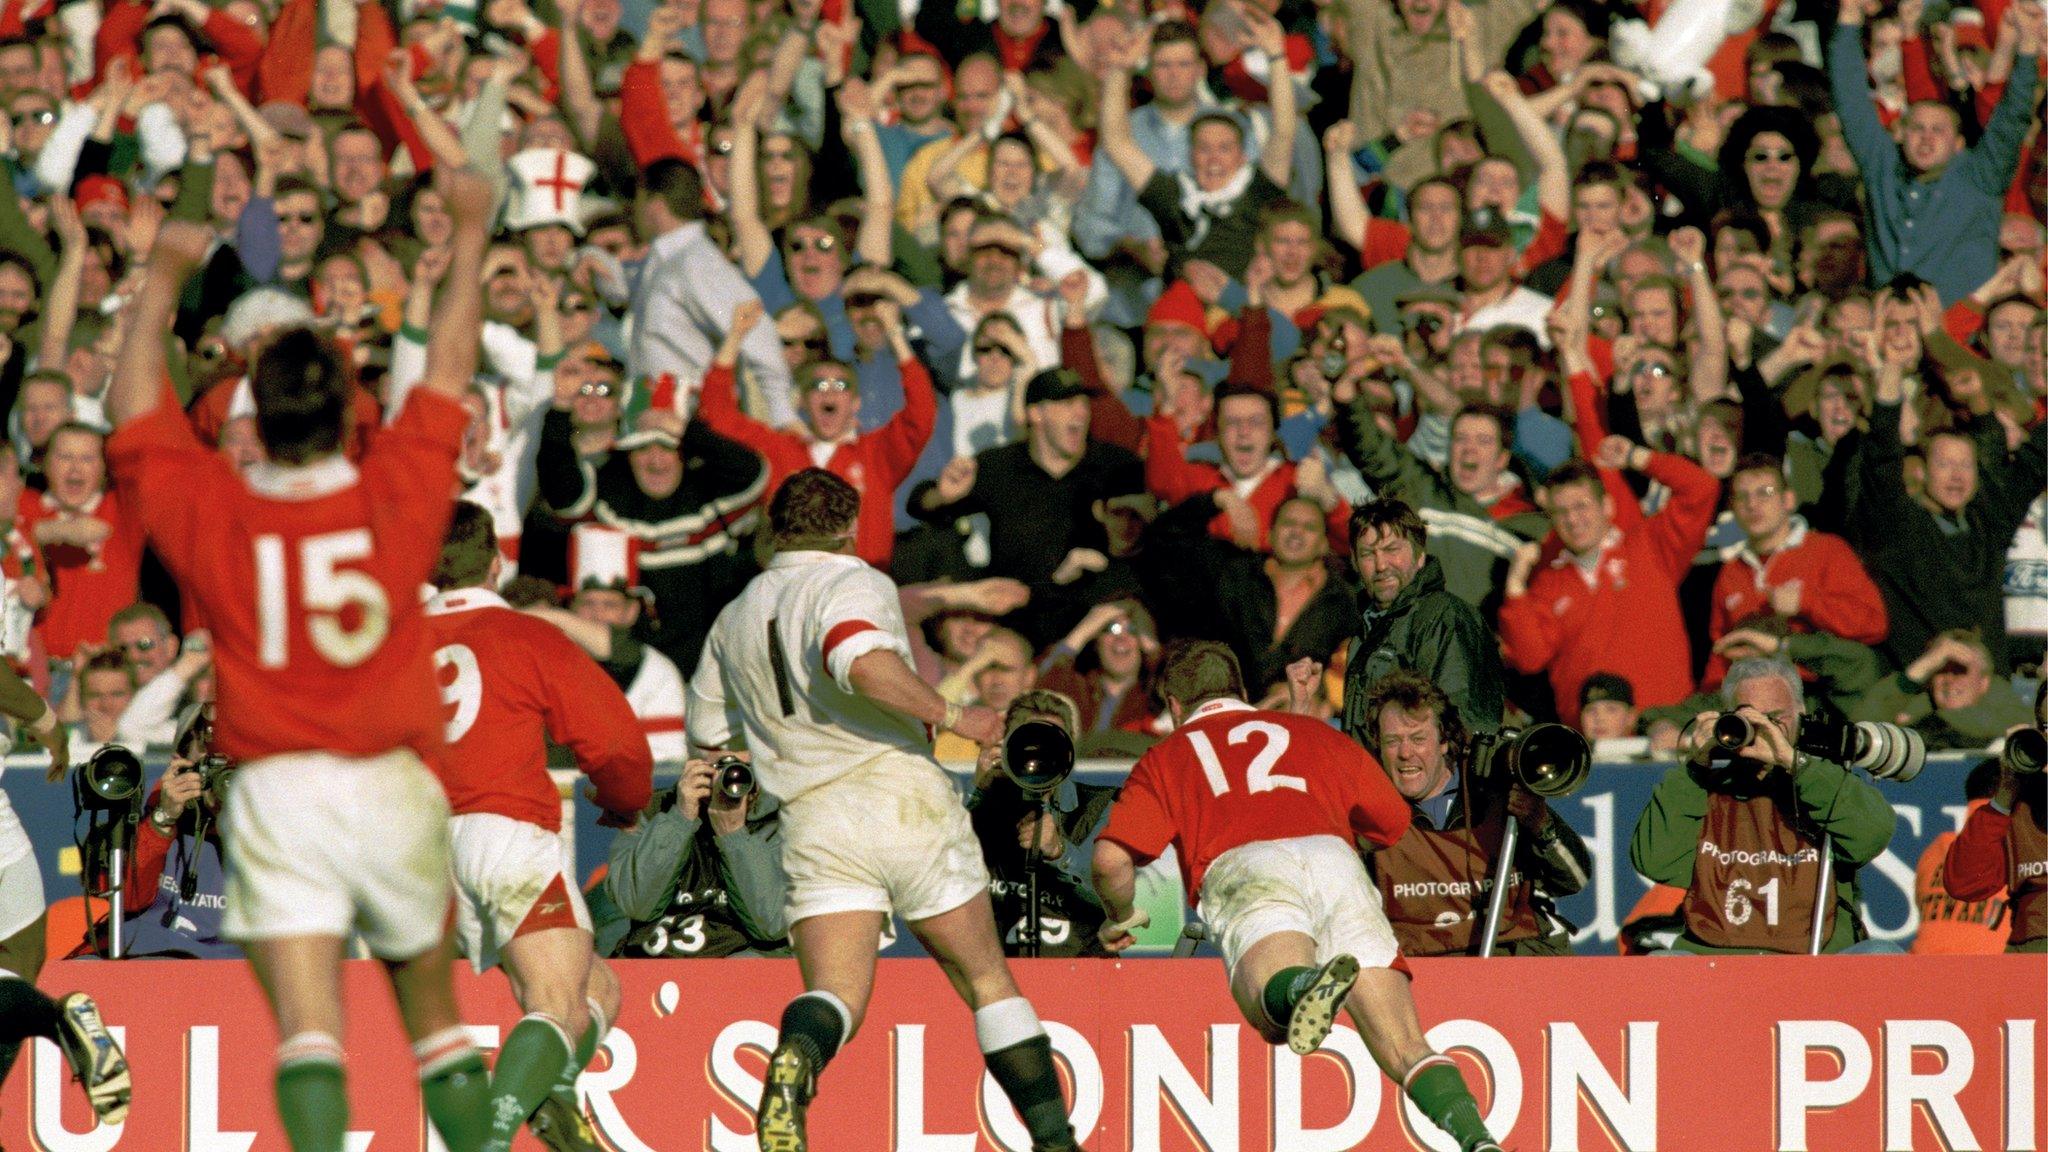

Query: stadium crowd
0;0;2042;956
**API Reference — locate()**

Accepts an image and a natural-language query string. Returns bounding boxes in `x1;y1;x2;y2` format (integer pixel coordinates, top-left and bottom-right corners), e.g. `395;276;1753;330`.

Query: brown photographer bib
1374;811;1540;956
2010;794;2046;949
1683;791;1831;953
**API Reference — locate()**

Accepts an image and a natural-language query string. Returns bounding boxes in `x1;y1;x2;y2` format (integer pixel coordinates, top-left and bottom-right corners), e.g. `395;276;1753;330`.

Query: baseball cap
1023;367;1089;405
1580;672;1635;709
1460;207;1514;248
1395;283;1461;310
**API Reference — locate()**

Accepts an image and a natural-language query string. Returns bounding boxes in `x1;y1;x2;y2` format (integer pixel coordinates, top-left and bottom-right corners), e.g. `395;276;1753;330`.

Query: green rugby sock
416;1028;492;1152
549;1002;604;1105
1260;966;1320;1031
1405;1056;1494;1151
275;1034;348;1152
483;1015;572;1152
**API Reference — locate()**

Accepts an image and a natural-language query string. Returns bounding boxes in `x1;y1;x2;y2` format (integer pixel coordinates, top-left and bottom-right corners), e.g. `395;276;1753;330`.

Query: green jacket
1785;631;2034;748
1342;557;1506;737
1630;755;1896;954
1333;393;1546;612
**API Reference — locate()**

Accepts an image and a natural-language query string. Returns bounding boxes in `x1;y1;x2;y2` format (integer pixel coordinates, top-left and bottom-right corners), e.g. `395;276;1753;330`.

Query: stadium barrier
6;955;2041;1151
1;751;2003;957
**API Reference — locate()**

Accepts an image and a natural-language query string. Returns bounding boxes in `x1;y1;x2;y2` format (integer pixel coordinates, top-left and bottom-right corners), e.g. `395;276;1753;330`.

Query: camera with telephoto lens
188;753;236;794
1002;717;1076;797
1466;724;1591;798
2002;728;2047;776
76;745;144;812
713;756;755;802
1713;710;1925;782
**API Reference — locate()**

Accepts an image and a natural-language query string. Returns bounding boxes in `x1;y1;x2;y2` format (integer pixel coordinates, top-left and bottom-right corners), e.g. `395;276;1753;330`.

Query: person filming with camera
969;689;1115;959
1360;671;1592;957
607;752;790;959
1631;657;1900;955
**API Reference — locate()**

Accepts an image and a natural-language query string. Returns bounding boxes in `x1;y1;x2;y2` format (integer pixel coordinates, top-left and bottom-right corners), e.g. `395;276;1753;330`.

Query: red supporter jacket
1705;521;1888;684
1498;451;1720;726
1142;412;1347;554
1100;698;1410;902
105;391;464;767
1946;791;2045;949
14;488;145;662
695;358;936;568
424;587;652;829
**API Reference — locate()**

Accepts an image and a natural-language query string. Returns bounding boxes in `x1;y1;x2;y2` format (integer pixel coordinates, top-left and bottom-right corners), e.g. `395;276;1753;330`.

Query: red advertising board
7;956;2043;1151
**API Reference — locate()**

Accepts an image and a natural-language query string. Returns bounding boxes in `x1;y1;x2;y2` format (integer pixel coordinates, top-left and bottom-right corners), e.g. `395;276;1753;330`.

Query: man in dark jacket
1342;499;1505;743
1139;493;1361;699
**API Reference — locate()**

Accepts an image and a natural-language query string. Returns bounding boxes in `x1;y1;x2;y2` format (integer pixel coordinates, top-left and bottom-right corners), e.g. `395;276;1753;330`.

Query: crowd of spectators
0;0;2042;948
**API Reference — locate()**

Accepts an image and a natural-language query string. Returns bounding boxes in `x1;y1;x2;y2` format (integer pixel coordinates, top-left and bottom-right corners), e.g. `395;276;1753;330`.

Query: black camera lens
1712;713;1757;750
714;756;755;802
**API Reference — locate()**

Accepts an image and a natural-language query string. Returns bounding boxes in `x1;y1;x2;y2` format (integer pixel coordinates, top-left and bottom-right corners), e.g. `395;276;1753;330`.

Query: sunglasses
786;234;837;254
10;109;53;127
576;381;614;398
1746;149;1796;164
280;211;320;225
122;636;158;653
782;334;827;351
1631;362;1676;380
1104;620;1132;637
973;342;1014;357
807;377;854;392
842;292;885;309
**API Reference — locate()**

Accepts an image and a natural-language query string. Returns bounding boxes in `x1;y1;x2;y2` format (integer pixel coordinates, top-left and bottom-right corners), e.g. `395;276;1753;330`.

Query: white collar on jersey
1185;697;1255;725
244;454;359;501
766;549;860;570
424;587;511;616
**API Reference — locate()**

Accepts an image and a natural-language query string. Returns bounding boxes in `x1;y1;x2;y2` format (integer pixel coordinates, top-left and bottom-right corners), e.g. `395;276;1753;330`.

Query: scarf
1176;163;1255;250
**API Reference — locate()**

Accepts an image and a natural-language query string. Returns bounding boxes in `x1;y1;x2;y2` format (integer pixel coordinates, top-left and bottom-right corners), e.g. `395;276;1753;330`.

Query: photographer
1942;695;2046;953
607;755;790;957
1630;657;1898;954
969;689;1116;958
1359;671;1591;957
88;707;236;959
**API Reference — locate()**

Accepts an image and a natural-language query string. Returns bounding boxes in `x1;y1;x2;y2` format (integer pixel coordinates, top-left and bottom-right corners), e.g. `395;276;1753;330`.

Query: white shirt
688;550;927;802
627;645;688;765
628;222;795;427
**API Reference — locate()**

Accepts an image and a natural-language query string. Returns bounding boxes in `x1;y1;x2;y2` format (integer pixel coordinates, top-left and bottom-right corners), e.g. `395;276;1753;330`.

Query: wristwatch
149;808;177;833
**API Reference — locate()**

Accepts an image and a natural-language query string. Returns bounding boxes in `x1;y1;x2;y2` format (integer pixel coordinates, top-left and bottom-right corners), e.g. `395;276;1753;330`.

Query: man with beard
1341;498;1504;738
1335;389;1544;611
1829;0;2042;305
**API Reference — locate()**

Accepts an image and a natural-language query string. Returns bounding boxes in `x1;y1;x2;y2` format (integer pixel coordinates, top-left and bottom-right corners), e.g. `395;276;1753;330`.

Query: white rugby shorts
779;751;988;925
221;748;453;961
1196;834;1402;977
0;850;43;943
449;812;590;973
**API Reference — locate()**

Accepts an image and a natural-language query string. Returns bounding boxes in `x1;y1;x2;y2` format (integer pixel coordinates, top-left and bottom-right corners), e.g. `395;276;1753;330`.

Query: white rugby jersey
688;550;928;802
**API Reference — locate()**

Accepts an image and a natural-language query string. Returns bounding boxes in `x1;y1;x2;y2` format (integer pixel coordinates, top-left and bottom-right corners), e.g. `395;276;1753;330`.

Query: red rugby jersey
1101;698;1411;900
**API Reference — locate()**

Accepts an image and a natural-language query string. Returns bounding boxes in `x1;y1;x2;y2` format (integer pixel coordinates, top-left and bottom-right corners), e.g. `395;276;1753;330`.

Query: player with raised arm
425;501;653;1152
0;661;128;1127
687;469;1082;1152
102;165;498;1152
1092;640;1506;1152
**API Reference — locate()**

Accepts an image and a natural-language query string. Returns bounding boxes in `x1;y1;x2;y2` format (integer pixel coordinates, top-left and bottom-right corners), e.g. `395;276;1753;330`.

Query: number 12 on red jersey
255;530;392;669
1186;720;1309;797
